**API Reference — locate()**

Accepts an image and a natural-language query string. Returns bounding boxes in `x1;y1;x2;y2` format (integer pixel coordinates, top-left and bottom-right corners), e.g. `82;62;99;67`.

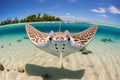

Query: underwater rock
42;73;51;79
17;39;22;43
23;37;29;39
9;43;11;46
7;69;10;72
101;38;115;43
0;63;4;71
82;51;88;55
87;50;92;53
1;45;4;48
88;64;94;68
80;48;92;55
79;48;85;52
101;39;107;42
17;67;25;73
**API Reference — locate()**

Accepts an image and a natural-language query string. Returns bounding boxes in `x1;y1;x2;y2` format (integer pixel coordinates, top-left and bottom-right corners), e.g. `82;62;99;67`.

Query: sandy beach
0;34;120;80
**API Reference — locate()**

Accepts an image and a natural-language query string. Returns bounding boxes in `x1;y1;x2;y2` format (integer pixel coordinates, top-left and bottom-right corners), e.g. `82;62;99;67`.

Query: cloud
91;5;120;15
109;5;120;14
70;0;77;2
66;13;70;16
58;13;110;24
99;14;108;18
91;7;106;13
49;5;61;9
59;13;81;22
91;7;108;18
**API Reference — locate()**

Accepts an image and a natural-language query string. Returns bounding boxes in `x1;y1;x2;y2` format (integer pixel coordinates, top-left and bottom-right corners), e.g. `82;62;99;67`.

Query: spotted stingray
26;24;97;67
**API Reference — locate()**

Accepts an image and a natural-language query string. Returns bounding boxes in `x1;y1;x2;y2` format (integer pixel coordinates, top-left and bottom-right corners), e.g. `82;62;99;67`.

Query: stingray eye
49;37;52;41
68;37;70;41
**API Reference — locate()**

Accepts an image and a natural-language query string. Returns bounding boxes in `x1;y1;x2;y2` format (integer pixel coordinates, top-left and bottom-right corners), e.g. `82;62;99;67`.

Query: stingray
26;24;98;67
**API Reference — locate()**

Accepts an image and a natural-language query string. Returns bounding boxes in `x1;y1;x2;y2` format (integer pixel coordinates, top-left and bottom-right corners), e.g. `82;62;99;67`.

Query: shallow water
0;23;120;80
0;23;120;50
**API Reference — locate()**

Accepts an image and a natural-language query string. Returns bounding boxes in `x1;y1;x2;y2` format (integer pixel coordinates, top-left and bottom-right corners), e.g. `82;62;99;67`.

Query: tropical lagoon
0;22;120;80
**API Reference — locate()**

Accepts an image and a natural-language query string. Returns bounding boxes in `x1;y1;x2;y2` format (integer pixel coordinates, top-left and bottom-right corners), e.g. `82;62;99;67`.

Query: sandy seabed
0;37;120;80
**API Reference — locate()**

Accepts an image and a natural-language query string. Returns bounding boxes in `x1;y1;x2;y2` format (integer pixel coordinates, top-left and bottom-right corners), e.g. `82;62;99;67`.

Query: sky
0;0;120;26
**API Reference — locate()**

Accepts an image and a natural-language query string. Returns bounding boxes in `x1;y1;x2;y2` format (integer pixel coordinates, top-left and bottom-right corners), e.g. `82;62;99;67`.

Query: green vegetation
0;13;61;26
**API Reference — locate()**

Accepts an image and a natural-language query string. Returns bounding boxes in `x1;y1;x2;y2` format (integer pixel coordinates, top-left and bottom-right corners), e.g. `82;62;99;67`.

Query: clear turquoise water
0;23;120;80
0;23;120;58
0;23;120;42
0;23;120;57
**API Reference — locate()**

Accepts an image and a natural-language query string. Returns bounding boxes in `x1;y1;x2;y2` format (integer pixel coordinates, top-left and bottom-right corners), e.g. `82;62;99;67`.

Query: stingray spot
49;37;52;41
63;44;65;46
55;44;57;46
62;47;65;49
68;38;70;41
55;47;58;49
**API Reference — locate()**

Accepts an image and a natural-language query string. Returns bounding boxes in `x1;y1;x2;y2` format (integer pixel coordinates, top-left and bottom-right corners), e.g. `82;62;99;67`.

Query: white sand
0;37;120;80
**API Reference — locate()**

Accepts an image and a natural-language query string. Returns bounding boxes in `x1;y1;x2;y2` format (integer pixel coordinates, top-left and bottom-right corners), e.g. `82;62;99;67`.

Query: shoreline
0;21;120;29
87;22;120;29
0;21;61;27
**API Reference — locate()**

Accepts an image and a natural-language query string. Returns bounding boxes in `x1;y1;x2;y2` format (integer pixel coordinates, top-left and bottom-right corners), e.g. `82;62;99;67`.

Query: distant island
0;13;61;26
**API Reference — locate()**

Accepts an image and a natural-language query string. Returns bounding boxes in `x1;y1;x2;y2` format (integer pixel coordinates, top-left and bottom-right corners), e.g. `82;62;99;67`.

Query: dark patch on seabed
23;36;29;39
1;45;4;48
0;63;4;71
25;64;85;80
80;48;92;55
101;38;115;43
17;39;22;43
9;43;11;46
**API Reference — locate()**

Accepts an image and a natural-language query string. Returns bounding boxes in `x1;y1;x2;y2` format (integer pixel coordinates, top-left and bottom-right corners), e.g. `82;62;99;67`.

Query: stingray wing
26;24;49;47
26;24;97;57
26;24;60;57
62;25;98;57
70;25;98;46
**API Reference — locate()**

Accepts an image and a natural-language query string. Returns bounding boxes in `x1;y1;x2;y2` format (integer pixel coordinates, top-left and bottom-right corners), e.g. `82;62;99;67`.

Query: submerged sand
0;36;120;80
